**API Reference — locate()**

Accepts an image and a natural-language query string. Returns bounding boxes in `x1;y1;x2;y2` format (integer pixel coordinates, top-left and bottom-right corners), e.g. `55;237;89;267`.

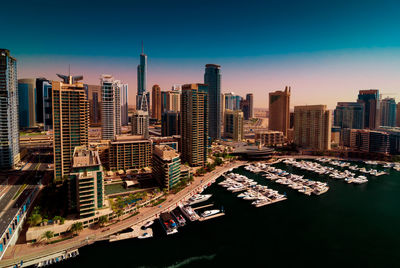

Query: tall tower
132;110;149;139
246;93;254;119
136;44;148;111
52;77;89;180
152;84;161;121
333;102;364;129
0;49;20;169
380;98;396;127
18;78;37;128
357;89;380;129
120;83;129;126
204;64;221;139
269;86;291;137
294;105;331;151
101;75;121;140
181;83;208;167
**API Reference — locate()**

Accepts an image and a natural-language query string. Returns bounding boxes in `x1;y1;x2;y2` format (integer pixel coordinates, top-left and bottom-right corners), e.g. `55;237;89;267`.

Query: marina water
54;161;400;267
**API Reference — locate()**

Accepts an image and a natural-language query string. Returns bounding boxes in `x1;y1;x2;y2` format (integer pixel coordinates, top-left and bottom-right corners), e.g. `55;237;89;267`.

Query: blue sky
3;0;400;107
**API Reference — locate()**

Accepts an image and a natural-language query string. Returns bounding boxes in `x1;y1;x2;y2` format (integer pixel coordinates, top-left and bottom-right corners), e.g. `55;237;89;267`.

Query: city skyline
4;0;400;109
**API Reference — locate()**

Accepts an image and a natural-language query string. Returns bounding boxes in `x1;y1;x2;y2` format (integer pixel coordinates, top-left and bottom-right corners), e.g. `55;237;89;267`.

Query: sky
2;0;400;109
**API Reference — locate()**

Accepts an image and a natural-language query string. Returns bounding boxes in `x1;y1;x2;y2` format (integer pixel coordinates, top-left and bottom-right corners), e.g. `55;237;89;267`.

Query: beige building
269;86;291;137
167;90;181;112
52;80;89;180
181;84;208;167
224;109;244;141
294;105;331;151
255;130;284;146
109;135;152;171
152;84;161;121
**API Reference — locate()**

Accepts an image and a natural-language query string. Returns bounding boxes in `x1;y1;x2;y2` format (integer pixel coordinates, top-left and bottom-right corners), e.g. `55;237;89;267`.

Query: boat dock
254;197;287;207
198;212;225;221
192;204;214;210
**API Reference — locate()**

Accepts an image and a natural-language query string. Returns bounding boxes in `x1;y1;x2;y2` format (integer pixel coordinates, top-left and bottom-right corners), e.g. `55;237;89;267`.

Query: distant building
181;83;208;167
255;130;284;146
380;98;396;127
161;111;180;136
87;85;101;127
69;146;104;218
101;75;121;140
152;84;161;121
294;105;331;151
152;145;181;191
204;64;221;139
360;130;390;154
137;47;147;110
42;80;53;130
334;102;364;129
0;49;20;169
109;135;152;171
132;110;149;139
240;99;250;120
397;103;400;127
52;77;89;180
161;90;181;113
357;89;380;129
224;93;242;110
18;78;37;128
120;84;129;126
35;78;50;126
269;87;291;137
224;109;244;141
246;93;254;119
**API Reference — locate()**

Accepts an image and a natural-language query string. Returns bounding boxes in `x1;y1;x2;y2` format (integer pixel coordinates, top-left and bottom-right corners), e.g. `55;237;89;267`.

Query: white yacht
201;209;221;218
187;194;212;205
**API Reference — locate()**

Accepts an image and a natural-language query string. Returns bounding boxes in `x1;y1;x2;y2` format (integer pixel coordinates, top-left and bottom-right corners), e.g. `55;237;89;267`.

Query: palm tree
98;215;108;227
70;222;83;236
42;231;54;243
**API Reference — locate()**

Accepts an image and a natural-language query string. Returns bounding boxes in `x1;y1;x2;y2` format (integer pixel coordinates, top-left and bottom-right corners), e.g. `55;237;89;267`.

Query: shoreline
0;161;246;268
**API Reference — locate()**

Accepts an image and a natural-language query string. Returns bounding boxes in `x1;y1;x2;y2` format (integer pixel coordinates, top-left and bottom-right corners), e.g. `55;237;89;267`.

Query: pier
193;204;214;210
198;212;225;221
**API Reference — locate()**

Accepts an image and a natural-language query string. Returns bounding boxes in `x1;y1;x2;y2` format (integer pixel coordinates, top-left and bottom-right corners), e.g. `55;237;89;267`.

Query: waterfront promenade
0;161;245;267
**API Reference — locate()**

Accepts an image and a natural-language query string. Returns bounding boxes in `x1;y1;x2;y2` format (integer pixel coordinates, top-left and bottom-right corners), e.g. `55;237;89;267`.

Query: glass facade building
380;98;396;127
357;89;380;129
334;102;364;129
204;64;221;139
18;78;36;128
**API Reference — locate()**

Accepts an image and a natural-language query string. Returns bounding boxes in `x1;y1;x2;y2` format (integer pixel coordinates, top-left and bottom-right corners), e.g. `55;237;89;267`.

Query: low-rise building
254;130;284;146
152;145;181;191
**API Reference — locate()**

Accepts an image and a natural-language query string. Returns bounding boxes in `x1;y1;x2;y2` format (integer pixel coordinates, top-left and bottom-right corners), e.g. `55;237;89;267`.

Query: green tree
42;231;54;243
98;215;109;227
28;214;42;226
70;222;83;236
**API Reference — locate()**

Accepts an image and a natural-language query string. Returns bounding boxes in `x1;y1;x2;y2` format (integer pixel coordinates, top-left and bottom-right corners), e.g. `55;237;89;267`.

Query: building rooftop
154;145;179;161
111;135;150;144
72;146;100;167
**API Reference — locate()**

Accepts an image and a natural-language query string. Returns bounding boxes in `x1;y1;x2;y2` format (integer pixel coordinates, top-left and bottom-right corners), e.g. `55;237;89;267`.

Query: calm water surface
55;161;400;268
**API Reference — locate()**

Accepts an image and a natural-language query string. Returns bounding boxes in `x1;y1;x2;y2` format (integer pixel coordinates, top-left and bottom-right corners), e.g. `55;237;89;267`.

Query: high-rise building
181;83;208;167
333;102;364;129
204;64;221;139
101;75;121;140
380;98;396;127
18;78;37;128
152;84;161;121
162;111;180;136
132;110;149;139
357;89;380;129
246;93;254;119
87;85;101;127
224;109;244;141
294;105;332;151
109;135;152;171
152;145;181;191
0;49;20;169
120;84;129;126
136;45;148;111
52;77;89;180
69;146;104;218
42;80;53;130
397;103;400;127
240;99;250;120
224;93;242;110
167;90;181;112
269;86;291;137
35;78;50;125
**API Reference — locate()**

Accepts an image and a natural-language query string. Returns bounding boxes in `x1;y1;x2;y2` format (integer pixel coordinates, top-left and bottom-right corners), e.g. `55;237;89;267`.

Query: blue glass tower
204;64;221;139
136;44;149;111
380;98;397;127
357;89;380;129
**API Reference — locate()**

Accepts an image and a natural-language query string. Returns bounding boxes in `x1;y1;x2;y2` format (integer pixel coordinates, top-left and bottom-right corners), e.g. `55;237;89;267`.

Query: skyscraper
333;102;364;129
246;93;254;119
136;45;148;111
204;64;221;139
120;84;129;126
0;49;20;169
269;86;291;137
18;78;37;128
161;111;180;136
132;110;149;139
380;98;396;127
35;77;50;125
294;105;332;151
357;89;380;129
87;85;101;127
152;84;161;121
181;83;208;167
52;77;89;180
224;93;242;110
101;75;121;140
224;109;244;141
